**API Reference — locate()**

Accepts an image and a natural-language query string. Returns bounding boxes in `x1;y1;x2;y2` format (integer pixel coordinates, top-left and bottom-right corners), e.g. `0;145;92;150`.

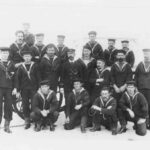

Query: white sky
0;0;150;63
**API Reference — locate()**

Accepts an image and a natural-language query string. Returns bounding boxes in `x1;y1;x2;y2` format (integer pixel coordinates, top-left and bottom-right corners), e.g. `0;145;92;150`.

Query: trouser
92;112;118;130
65;107;88;130
30;111;59;125
0;88;13;124
118;109;147;136
21;89;36;119
139;89;150;122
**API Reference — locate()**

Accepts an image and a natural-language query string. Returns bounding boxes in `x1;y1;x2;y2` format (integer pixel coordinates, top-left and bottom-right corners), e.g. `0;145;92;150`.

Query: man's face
108;41;115;48
40;85;50;94
36;36;44;44
97;60;105;70
101;90;110;102
74;81;82;91
46;47;55;56
23;24;30;32
16;32;24;44
116;53;125;62
23;54;32;63
67;52;75;60
122;42;129;49
57;37;64;45
127;85;135;96
82;48;91;58
0;51;9;62
89;34;96;42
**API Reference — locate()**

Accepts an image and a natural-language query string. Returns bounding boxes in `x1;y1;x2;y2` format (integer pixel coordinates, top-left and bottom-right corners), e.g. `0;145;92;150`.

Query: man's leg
0;88;4;126
3;88;13;133
21;89;31;129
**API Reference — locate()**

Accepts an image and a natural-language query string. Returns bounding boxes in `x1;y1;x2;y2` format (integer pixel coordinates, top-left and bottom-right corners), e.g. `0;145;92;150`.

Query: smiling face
40;85;50;95
0;50;9;62
23;54;32;63
74;81;82;91
46;47;55;57
127;85;136;96
82;48;91;58
97;60;105;70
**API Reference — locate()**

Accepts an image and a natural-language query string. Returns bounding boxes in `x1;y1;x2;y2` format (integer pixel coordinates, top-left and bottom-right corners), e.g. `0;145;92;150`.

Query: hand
137;118;146;124
65;117;70;124
127;109;135;118
15;63;22;68
75;104;82;110
114;86;120;93
120;85;126;92
92;105;101;111
12;88;17;95
41;110;48;117
35;56;40;59
16;92;20;99
96;78;104;83
107;106;112;109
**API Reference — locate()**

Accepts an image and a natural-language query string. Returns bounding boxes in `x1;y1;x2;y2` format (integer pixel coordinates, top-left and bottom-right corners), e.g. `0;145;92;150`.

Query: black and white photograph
0;0;150;149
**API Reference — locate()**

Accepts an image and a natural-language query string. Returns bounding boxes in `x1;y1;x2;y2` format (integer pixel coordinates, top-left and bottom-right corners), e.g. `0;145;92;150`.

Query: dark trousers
65;107;88;130
118;109;147;136
21;89;36;118
30;111;59;125
0;88;13;124
92;112;118;130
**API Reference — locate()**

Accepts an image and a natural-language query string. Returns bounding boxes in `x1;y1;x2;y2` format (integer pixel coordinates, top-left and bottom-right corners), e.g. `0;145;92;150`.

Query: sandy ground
0;111;150;150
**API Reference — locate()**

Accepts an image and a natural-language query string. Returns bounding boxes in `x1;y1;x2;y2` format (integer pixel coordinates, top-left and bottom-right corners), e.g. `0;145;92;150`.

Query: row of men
0;29;149;135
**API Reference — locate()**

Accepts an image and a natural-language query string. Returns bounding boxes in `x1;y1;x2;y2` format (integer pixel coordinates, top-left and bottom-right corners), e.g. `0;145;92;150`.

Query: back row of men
0;27;150;136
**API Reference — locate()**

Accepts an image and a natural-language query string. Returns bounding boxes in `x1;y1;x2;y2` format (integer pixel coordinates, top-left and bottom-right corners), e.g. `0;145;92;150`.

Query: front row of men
0;47;149;136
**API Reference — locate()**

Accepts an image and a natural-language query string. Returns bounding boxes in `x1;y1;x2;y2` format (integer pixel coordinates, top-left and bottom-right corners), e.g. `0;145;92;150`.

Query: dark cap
97;57;106;63
57;35;65;39
40;80;50;86
88;31;97;35
73;78;83;83
116;49;126;55
35;33;44;37
121;40;129;43
108;39;116;42
126;81;136;86
21;50;32;56
67;48;75;53
0;47;10;52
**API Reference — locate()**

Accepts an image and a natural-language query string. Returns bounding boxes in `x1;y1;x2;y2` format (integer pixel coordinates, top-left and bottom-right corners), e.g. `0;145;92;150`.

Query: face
23;54;32;63
67;52;75;60
127;85;135;96
46;47;55;56
57;37;64;45
74;81;82;91
23;24;30;32
144;52;150;62
82;48;91;58
89;34;96;42
108;41;115;48
116;53;125;62
0;51;9;61
16;32;24;44
101;90;110;102
97;60;105;70
122;42;129;49
36;36;44;44
40;85;50;94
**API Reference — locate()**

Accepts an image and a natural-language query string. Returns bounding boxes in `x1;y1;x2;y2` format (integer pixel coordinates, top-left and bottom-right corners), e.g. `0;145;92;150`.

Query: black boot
90;124;101;132
4;120;12;133
24;118;31;129
50;124;55;131
118;125;127;134
35;123;41;132
111;127;118;135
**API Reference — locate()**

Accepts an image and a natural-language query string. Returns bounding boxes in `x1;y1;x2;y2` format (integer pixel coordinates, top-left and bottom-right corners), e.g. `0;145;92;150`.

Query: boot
111;127;118;135
90;124;101;132
4;120;12;133
35;123;41;132
118;125;127;134
24;118;31;129
50;123;55;131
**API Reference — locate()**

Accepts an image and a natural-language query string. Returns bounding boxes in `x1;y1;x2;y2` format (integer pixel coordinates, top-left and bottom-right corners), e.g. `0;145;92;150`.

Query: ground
0;111;149;150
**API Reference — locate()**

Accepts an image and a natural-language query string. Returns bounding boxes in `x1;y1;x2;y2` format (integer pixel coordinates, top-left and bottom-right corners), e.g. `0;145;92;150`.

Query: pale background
0;0;150;149
0;0;150;64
